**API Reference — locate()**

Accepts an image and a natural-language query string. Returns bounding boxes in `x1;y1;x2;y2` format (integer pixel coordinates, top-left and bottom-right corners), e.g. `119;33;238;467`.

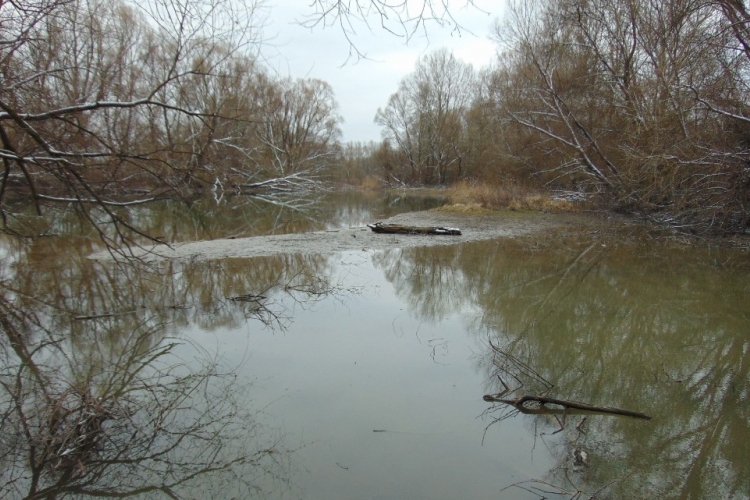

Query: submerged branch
483;394;652;420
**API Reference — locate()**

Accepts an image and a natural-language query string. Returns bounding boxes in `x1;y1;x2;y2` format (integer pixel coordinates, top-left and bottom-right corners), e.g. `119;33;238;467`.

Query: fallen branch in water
367;222;461;235
483;394;652;420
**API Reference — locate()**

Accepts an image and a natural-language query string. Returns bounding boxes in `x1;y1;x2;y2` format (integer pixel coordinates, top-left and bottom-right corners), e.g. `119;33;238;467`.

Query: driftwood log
367;222;461;235
483;394;652;420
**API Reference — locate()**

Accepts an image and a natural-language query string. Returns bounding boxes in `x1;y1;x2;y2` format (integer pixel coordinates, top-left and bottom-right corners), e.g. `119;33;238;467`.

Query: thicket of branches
0;0;342;245
491;0;750;232
367;0;750;233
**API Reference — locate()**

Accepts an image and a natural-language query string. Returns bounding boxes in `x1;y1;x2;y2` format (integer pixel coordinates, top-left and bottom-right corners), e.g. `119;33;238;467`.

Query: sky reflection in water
182;249;549;499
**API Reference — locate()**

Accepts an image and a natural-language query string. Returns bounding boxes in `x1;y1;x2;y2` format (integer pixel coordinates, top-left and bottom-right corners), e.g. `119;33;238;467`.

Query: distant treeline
342;0;750;233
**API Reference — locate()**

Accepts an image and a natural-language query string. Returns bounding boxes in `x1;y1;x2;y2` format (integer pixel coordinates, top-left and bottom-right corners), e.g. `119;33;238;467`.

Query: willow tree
254;77;342;180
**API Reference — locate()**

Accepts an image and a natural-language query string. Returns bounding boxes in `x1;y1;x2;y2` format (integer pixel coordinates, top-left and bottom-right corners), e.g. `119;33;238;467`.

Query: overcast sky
260;1;505;143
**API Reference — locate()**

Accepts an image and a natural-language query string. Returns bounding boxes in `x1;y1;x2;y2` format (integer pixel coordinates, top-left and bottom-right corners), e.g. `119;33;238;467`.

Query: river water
1;192;748;499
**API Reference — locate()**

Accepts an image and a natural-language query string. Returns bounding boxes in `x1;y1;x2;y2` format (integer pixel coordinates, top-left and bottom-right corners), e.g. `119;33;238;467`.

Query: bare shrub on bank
487;0;750;233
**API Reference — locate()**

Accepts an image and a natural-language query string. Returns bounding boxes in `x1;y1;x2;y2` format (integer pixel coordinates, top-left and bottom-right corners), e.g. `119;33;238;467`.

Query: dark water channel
1;192;748;499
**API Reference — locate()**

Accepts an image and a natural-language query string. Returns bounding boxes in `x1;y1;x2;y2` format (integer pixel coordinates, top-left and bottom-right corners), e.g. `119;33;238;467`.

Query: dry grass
444;180;578;213
434;202;495;215
359;175;383;190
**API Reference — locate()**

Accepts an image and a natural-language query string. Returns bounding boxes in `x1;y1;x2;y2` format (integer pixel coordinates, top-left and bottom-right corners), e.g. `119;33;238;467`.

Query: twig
73;310;137;321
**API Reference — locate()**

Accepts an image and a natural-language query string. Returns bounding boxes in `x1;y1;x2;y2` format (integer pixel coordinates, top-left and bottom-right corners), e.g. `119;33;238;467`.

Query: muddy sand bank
90;210;582;262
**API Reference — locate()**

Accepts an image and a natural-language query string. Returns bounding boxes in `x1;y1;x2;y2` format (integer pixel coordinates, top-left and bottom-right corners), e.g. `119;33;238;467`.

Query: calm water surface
1;192;748;499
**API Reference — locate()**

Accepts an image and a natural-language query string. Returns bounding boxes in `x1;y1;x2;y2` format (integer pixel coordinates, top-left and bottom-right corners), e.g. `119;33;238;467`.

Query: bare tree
0;0;265;248
489;0;750;232
255;78;342;177
375;48;475;185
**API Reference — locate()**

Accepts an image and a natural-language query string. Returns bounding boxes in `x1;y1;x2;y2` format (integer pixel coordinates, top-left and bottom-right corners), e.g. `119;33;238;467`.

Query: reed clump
445;181;578;213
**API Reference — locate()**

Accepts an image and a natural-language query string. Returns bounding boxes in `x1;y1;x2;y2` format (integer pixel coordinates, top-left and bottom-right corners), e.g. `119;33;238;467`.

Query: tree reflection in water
0;239;346;498
4;194;748;499
373;228;749;500
0;300;290;499
0;191;446;500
